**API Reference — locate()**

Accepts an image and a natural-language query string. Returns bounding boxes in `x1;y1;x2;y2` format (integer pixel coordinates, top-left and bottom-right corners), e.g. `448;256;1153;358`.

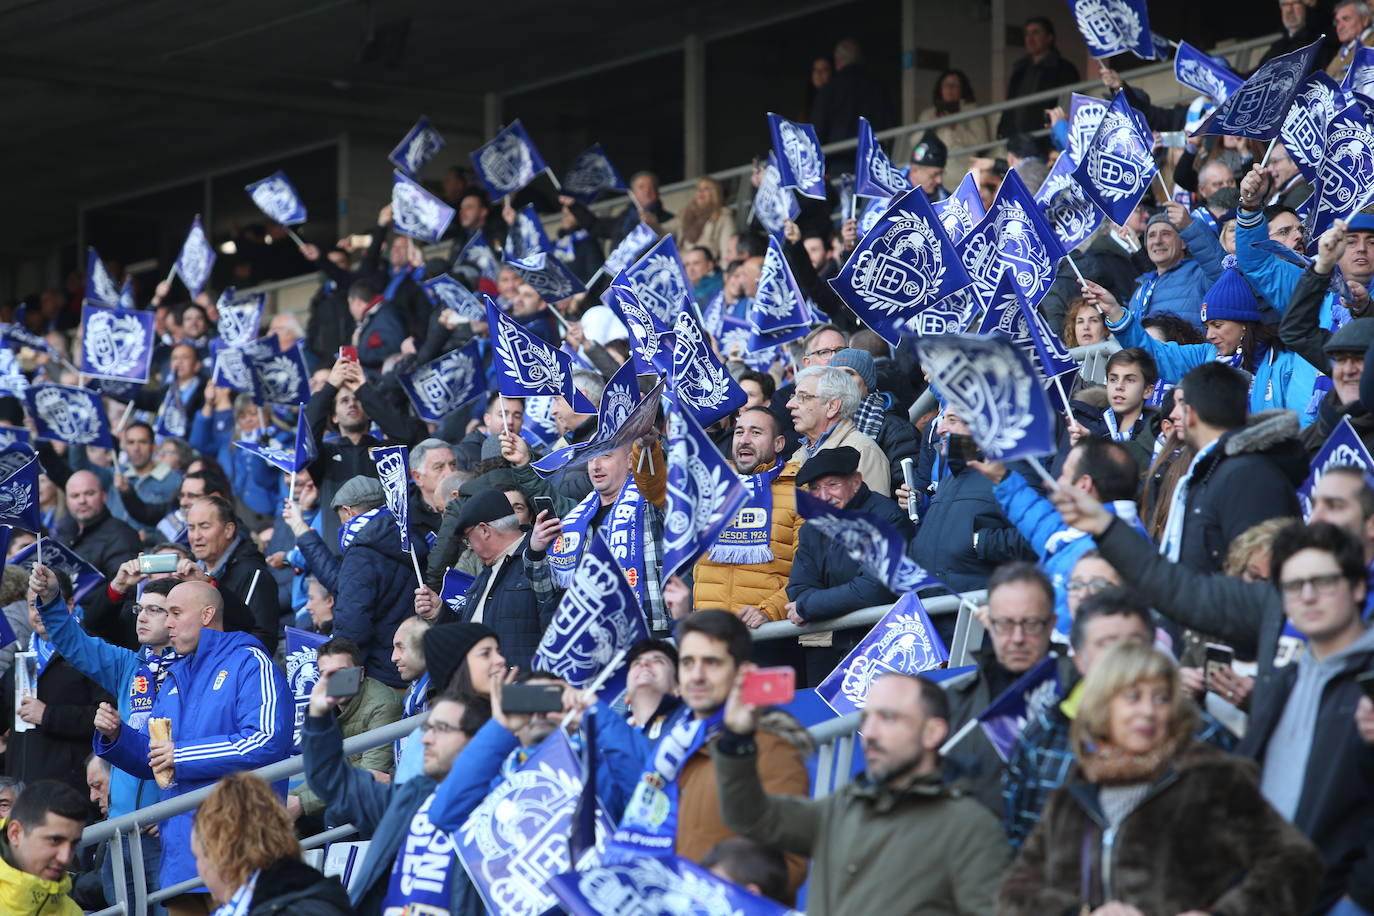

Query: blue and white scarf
210;869;259;916
128;648;182;733
1102;408;1145;443
1160;438;1220;562
709;458;784;565
549;476;646;600
338;506;390;552
404;672;430;717
608;706;723;859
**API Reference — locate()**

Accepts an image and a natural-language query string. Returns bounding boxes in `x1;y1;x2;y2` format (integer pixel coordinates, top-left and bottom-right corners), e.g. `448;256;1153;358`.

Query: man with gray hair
786;365;891;495
1328;0;1374;79
409;437;457;535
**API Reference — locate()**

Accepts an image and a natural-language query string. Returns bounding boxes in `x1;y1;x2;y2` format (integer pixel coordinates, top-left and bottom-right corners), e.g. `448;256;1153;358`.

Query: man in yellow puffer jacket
693;407;804;625
0;781;86;916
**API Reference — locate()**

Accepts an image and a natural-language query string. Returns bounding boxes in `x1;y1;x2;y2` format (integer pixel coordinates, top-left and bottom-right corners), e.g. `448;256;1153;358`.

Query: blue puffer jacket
37;596;162;820
189;408;281;517
331;511;429;687
95;628;292;888
1107;306;1323;427
1235;210;1342;329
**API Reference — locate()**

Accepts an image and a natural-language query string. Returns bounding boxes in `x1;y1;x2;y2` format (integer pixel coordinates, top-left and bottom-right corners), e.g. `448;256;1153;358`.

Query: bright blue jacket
37;596;160;819
95;627;292;887
993;472;1153;634
1235;209;1340;328
1107;305;1323;426
189;409;281;517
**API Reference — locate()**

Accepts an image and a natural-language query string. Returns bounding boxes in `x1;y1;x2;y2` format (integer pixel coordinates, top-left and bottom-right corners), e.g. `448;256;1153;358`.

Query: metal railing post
109;826;129;916
129;821;148;916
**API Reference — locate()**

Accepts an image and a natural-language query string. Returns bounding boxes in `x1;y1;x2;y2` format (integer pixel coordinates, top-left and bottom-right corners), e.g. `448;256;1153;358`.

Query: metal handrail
751;589;980;642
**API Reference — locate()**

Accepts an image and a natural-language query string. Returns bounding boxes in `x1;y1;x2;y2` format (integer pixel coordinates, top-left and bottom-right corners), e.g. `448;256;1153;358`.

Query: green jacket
290;675;402;817
713;738;1008;916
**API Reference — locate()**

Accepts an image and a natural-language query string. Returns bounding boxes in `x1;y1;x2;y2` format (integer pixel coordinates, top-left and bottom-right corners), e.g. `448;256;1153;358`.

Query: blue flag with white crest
748;237;811;349
533;526;649;691
80;304;154;383
767;112;827;200
84;248;121;308
623;234;694;326
1068;0;1153;59
0;444;41;533
817;593;949;717
933;172;987;244
391;170;455;244
671;309;747;428
245;171;307;226
1192;38;1322;140
370;445;412;553
504;250;586;303
441;568;476;614
829;185;973;346
487;296;597;413
753;152;802;241
234;405;316;474
959;169;1066;307
899;286;985;338
1174;40;1243;104
507;204;554;258
210;338;269;396
0;350;26;400
1282;73;1348;183
796;490;943;594
398;340;485;422
1071;91;1158;227
1035;153;1106;251
456;729;613;916
284;626;330;750
976;270;1079;391
598;222;657;281
855;115;913;199
531;364;663;476
1297;416;1374;517
1300;102;1374;249
457;229;501;282
978;656;1063;762
663;399;748;581
1342;45;1374;99
1066;93;1110;166
388;115;445;176
117;277;135;310
0;427;30;452
561;143;628;205
605;280;674;377
26;384;114;449
154;386;189;441
215;288;265;349
9;538;104;602
913;333;1058;462
245;337;311;406
470;119;548;199
423;274;485;321
550;855;800;916
173;215;216;297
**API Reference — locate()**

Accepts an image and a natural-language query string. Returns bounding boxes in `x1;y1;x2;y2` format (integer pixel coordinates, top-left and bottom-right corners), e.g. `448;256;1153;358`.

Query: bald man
93;579;292;904
56;469;143;646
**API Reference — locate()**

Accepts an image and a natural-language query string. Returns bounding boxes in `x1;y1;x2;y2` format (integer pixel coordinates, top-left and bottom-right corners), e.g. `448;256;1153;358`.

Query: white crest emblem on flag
664;412;738;559
479;132;533;192
1284;80;1343;175
1218;58;1306;132
1178;59;1231;103
254;354;303;404
414;350;477;415
34;388;102;444
84;310;148;379
837;612;940;709
778;120;823;188
994;200;1055;300
1040;171;1099;243
630;254;689;324
249;178;299;224
494;319;565;392
393;183;445;236
1073;0;1144;52
755;244;798;320
512;253;576;303
215;348;254;391
937;196;978;243
1085;110;1150;202
563;155;615;197
616;291;666;359
848;212;948;316
0;476;32;526
900;287;982;337
802;513;894;580
755;161;792;234
863;145;910;196
402;129;442;174
159;393;188;439
1068;104;1108;165
601;385;635;430
90;263;120;306
919;340;1036;452
375;450;408;516
672;316;734;412
178;223;213;290
572;858;743;916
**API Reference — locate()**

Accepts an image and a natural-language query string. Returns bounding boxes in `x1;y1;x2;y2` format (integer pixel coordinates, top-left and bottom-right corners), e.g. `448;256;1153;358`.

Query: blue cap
1199;269;1263;324
1347;212;1374;234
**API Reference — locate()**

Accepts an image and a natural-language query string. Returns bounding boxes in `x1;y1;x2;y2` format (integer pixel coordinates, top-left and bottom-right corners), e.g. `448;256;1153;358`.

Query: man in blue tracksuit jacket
34;566;182;911
92;578;292;899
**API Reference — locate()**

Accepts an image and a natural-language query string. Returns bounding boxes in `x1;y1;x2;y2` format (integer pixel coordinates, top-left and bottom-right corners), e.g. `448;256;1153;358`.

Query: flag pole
1065;253;1086;283
284;227;306;248
164;263;178;287
1260;137;1279;168
1028;458;1060;492
116;400;136;432
1153;171;1170;203
500;400;510;437
543;167;563;192
408;547;425;588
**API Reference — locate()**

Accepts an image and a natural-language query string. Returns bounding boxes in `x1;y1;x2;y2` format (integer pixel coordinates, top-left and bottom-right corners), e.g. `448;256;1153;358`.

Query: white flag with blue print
245;171;307;226
470;119;548;199
215;288;265;349
561;143;628;205
371;444;412;553
423;274;486;321
388;115;445;176
767;113;826;200
391;170;455;244
80;304;154;383
398;340;485;422
173;215;216;297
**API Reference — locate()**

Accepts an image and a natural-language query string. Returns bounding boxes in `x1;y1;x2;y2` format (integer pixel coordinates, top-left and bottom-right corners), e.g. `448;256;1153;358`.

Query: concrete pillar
483;92;502;139
900;0;918;124
991;0;1007;102
684;33;707;178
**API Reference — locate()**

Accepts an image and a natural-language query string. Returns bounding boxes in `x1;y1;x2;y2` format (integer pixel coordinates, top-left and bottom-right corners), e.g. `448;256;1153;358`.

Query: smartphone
502;683;565;714
1159;131;1189;149
137;553;182;575
1204;643;1234;685
325;666;363;699
532;496;556;521
900;457;920;522
337;345;359;362
741;667;796;707
1357;670;1374;700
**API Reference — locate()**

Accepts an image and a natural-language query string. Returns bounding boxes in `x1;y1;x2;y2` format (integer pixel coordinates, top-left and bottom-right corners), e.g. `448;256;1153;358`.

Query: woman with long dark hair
916;69;994;181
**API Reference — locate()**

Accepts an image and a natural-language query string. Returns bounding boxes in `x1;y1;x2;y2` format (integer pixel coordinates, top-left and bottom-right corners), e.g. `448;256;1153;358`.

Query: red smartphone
338;345;359;362
741;667;796;707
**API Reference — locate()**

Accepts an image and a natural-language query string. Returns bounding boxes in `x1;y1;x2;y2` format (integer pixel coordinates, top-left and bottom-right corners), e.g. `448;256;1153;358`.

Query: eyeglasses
806;347;843;360
987;617;1053;637
132;604;168;617
1279;572;1347;599
422;720;465;735
1066;578;1116;594
791;391;824;404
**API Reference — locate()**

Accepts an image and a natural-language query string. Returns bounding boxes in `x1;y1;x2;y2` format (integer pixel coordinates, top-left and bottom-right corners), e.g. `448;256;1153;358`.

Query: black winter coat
873;412;920;492
215;535;283;653
333;510;429;687
57;508;143;646
2;650;112;799
460;532;556;673
245;856;354;916
911;465;1035;594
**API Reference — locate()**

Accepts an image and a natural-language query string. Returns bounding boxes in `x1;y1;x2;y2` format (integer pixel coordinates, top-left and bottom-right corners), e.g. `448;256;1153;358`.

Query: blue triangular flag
1070;91;1159;227
1068;0;1154;59
234;405;316;474
1193;38;1323;140
662;399;748;580
1174;40;1244;104
670;309;747;429
173;215;216;298
388;116;445;176
398;340;485;422
245;171;307;226
855;115;913;199
767;112;827;200
440;567;476;614
622;234;695;327
976;269;1079;392
978;655;1063;762
561;143;628;205
932;172;987;244
470;119;549;199
487;296;596;413
816;593;949;716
